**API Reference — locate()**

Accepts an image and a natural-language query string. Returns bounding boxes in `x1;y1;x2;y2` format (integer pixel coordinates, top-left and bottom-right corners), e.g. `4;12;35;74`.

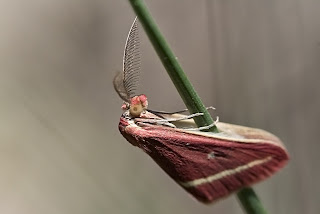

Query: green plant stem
237;188;268;214
128;0;267;213
129;0;218;133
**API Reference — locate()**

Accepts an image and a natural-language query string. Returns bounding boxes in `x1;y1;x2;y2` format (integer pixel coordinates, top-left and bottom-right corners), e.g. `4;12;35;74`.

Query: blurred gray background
1;0;319;213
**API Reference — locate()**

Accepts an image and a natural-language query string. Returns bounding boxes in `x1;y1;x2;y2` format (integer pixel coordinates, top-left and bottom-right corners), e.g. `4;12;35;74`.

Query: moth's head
123;94;148;117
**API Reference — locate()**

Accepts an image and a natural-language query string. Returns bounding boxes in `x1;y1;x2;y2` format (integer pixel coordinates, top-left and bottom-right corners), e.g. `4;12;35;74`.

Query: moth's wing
119;118;289;203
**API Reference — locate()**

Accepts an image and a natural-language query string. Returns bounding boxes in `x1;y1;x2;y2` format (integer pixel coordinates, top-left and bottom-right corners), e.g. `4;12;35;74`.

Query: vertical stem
237;188;268;214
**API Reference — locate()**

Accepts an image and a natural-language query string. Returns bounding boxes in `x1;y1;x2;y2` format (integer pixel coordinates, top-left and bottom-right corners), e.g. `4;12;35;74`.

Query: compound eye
129;104;143;117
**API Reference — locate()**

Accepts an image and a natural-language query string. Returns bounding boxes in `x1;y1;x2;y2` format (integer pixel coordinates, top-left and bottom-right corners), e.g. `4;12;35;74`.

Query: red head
122;94;148;117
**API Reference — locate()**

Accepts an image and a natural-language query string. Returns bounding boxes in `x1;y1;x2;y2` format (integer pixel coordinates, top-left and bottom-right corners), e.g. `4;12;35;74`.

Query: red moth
114;17;289;203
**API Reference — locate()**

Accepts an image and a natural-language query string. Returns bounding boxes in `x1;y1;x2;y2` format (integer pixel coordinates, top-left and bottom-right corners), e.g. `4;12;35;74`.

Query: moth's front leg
134;117;176;128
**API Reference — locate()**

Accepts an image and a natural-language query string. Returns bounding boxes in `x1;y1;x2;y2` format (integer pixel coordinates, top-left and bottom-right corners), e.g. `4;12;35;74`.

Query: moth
113;17;289;203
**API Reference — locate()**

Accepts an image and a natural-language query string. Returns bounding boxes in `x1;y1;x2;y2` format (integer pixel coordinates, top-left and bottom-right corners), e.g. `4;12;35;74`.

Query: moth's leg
155;112;205;122
144;110;214;125
147;109;188;115
145;109;189;119
147;106;215;115
184;117;219;131
134;108;217;129
134;117;176;128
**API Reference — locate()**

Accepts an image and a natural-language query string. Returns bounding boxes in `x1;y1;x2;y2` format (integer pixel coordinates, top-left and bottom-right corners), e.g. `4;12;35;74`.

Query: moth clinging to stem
113;17;289;203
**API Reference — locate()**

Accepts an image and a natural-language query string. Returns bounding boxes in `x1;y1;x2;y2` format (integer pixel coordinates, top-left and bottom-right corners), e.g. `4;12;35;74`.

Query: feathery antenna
113;17;141;102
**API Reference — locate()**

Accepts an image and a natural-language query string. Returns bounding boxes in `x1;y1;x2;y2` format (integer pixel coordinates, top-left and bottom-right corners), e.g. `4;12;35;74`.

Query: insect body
114;17;289;203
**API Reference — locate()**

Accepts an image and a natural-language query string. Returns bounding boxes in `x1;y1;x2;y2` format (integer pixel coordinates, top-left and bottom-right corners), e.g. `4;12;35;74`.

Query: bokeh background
1;0;319;213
